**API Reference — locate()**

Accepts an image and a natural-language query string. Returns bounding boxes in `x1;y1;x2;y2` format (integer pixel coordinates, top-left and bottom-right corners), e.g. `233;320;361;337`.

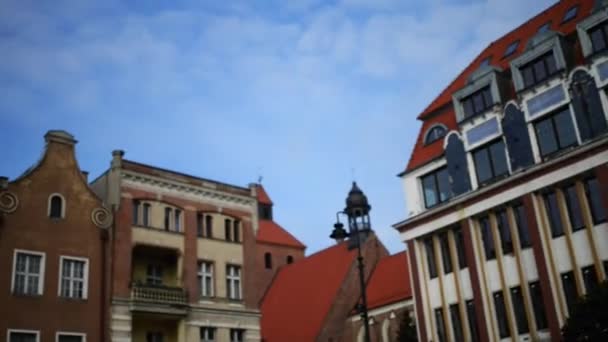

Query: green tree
396;311;418;342
562;280;608;341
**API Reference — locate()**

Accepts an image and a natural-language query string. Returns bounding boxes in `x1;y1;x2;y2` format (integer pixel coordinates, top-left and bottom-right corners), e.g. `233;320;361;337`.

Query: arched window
264;252;272;269
48;194;64;218
286;255;294;264
424;124;447;145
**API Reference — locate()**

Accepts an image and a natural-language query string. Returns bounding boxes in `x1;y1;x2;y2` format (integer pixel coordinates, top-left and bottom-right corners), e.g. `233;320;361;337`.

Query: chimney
0;176;8;189
45;130;77;146
111;150;124;169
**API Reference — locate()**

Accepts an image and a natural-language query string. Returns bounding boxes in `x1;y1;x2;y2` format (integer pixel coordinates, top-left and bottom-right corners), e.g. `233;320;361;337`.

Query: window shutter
502;104;534;171
445;134;471;195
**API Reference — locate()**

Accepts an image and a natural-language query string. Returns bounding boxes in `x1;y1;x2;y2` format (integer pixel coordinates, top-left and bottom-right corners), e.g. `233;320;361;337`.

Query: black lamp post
330;182;372;342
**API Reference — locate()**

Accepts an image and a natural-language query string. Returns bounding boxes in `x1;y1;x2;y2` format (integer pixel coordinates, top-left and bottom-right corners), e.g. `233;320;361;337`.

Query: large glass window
494;291;510;338
12;251;43;295
510;286;529;334
561;271;578;315
472;140;509;185
466;300;479;342
521;52;558;89
584;177;607;225
582;265;598;294
534;109;578;158
496;209;513;254
529;281;548;330
463;86;494;119
435;307;447;342
449;304;464;342
60;257;87;299
479;216;495;260
590;22;608;54
513;204;531;248
439;232;452;274
424;238;438;279
454;228;467;269
563;184;585;232
544;191;564;238
421;167;451;208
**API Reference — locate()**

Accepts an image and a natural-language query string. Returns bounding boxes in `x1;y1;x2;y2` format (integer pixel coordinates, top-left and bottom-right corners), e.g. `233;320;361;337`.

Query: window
421;167;451;208
287;255;294;264
544;191;564;238
230;329;244;342
538;21;551;34
425;125;447;145
466;300;479;342
57;333;85;342
133;200;140;225
510;286;529;334
424;237;437;279
479;216;495;260
59;257;88;299
561;271;578;315
521;52;558;89
259;204;273;220
233;220;240;243
205;215;213;238
529;281;548;330
439;232;452;274
164;207;171;231
480;56;491;67
584;178;607;224
265;252;272;269
589;22;608;54
146;333;163;342
513;204;531;248
563;184;585;232
12;250;44;295
198;261;214;297
462;86;493;119
174;209;181;232
146;264;163;285
143;203;150;227
496;209;513;254
225;219;232;241
197;213;204;237
49;194;64;218
454;228;467;269
200;328;215;342
561;6;578;23
226;265;241;300
493;291;510;338
534;109;578;158
472;140;509;185
435;307;446;342
503;40;519;58
8;331;39;342
582;265;598;294
449;304;464;342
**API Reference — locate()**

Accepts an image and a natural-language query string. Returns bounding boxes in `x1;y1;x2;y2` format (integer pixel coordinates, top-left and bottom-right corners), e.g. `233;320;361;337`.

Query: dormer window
259;204;273;220
589;22;608;54
503;41;519;58
480;57;491;67
462;86;493;119
561;6;578;24
48;194;65;219
538;21;551;34
520;52;558;89
424;125;447;145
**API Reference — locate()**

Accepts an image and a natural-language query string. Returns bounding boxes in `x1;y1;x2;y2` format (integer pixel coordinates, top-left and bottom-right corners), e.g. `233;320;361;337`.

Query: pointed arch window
48;194;65;219
424;125;447;145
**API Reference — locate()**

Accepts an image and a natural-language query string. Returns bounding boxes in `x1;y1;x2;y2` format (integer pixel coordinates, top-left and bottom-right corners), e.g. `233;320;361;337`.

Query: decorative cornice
0;191;18;213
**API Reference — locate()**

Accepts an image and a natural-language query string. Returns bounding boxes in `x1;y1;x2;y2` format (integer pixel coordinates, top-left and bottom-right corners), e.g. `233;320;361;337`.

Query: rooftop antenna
257;166;263;184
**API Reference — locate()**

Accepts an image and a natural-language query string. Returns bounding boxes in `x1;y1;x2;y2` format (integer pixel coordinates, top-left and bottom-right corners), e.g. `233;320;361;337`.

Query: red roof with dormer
404;0;593;173
366;251;412;310
257;219;306;249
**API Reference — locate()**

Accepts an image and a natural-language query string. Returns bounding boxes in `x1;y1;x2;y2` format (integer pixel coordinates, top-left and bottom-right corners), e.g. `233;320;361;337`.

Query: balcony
131;283;187;305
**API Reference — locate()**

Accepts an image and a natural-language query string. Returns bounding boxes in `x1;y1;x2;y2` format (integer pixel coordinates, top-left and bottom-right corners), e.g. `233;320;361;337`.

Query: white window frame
198;261;214;297
58;255;89;299
7;329;40;342
230;329;245;342
47;193;66;219
462;115;503;151
11;249;45;296
226;265;242;300
200;327;215;342
56;332;86;342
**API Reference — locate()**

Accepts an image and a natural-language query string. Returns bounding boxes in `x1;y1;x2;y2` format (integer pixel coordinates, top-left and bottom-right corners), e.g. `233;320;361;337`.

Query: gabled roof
261;242;357;342
404;0;593;173
256;184;273;205
257;219;306;249
366;251;412;310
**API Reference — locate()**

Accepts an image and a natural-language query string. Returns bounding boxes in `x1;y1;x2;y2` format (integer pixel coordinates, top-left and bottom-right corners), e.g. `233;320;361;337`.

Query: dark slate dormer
577;5;608;59
452;65;508;124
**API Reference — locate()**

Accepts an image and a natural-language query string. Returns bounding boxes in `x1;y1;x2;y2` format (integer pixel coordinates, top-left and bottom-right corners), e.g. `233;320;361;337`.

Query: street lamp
330;182;372;342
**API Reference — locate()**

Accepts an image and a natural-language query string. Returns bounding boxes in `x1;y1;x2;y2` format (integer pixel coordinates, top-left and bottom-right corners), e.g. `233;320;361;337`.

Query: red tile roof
257;219;306;249
366;252;412;310
261;242;357;342
405;0;593;172
256;184;273;205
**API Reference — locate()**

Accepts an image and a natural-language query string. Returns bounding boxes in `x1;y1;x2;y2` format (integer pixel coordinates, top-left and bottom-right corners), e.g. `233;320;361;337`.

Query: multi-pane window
12;251;43;295
496;209;513;254
205;215;213;238
164;207;172;231
230;329;245;342
58;334;84;342
200;327;215;342
472;140;509;185
439;232;452;274
463;86;493;119
513;204;531;248
421;167;451;208
8;331;38;342
225;219;232;241
435;307;446;342
146;332;163;342
60;257;87;299
425;125;447;145
493;291;510;338
265;253;273;269
529;281;548;330
544;190;564;238
582;265;598;294
563;184;585;232
479;216;495;260
49;195;64;218
143;203;150;227
226;265;241;300
174;209;181;232
584;177;607;224
534;109;578;158
449;304;464;342
589;21;608;54
198;261;214;297
521;52;558;89
510;286;529;334
561;271;578;315
466;300;479;342
454;228;467;269
424;238;437;279
146;264;163;285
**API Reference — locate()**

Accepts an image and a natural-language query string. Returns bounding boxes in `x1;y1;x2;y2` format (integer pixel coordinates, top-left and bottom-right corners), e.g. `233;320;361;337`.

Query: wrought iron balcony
131;282;187;306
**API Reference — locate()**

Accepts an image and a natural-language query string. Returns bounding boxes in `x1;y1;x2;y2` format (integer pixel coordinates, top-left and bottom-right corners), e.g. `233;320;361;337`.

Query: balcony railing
131;283;187;306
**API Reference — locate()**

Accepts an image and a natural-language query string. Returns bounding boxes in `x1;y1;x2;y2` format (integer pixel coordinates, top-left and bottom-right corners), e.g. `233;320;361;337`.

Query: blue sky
0;0;554;254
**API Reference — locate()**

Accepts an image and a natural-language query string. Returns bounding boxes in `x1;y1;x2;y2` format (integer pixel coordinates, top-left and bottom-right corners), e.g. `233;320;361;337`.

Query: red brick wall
252;242;305;306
